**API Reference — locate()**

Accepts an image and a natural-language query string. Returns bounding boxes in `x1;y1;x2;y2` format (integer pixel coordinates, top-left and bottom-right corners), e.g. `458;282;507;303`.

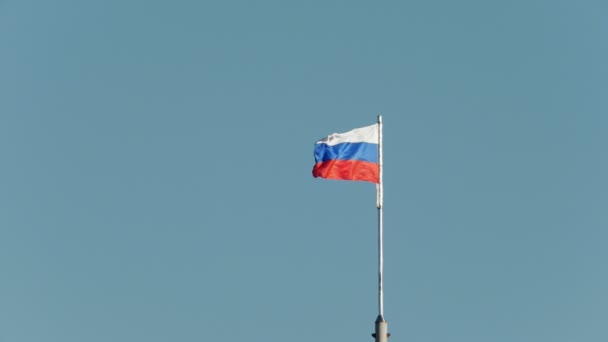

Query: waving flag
312;123;379;183
312;116;390;338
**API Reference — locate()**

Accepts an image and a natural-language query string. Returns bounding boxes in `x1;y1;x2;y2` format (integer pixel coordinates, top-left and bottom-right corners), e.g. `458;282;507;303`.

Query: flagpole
373;114;389;342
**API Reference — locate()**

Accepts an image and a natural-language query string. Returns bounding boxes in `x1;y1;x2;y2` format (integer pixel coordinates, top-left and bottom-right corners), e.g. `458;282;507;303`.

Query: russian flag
312;123;379;183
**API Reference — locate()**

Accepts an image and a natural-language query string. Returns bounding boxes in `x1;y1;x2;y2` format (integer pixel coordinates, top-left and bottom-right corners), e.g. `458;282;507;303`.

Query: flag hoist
312;115;390;342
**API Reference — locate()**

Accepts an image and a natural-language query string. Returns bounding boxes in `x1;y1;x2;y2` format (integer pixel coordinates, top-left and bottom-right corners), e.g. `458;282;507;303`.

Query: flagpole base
371;315;390;342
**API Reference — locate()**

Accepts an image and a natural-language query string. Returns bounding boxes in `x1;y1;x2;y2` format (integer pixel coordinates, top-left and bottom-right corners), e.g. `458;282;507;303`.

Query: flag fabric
312;123;379;183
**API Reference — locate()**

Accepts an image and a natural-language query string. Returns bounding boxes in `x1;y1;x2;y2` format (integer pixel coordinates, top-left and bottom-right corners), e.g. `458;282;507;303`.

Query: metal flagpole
373;114;389;342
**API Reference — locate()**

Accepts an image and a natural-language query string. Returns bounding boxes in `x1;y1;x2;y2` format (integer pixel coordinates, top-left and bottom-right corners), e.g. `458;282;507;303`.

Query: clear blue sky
1;1;607;341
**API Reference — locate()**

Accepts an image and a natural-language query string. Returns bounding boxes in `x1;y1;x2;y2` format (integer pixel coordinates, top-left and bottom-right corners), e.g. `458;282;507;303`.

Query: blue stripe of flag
314;142;378;163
